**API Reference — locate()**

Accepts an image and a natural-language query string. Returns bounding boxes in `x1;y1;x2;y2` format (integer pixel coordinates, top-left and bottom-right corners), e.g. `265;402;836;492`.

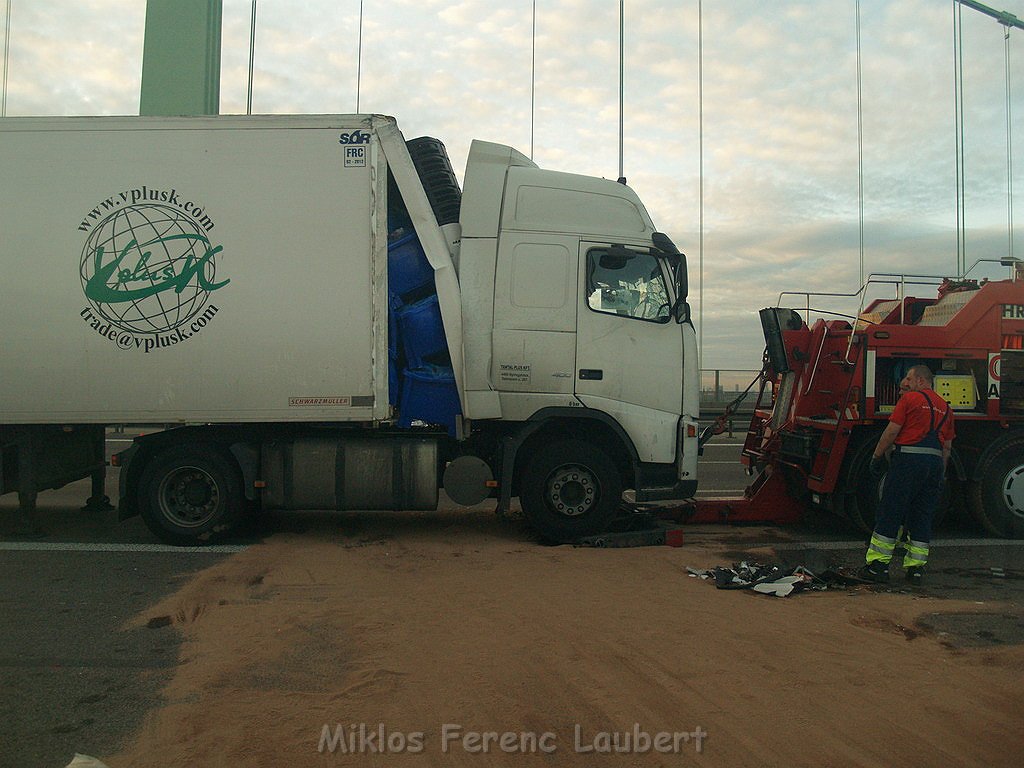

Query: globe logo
79;203;229;335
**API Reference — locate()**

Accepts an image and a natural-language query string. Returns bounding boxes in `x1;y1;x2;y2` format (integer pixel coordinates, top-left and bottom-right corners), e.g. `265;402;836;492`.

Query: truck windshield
586;247;671;323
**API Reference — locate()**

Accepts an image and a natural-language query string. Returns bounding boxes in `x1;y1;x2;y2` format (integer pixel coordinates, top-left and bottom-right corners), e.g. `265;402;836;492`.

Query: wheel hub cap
159;467;219;527
1002;464;1024;519
547;465;597;517
183;477;212;507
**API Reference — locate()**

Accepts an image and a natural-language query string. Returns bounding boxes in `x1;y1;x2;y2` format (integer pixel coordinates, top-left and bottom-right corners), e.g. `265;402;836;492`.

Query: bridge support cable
1006;26;1015;261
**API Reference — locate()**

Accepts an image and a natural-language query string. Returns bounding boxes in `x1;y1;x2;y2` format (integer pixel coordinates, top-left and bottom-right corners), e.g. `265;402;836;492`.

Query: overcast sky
3;0;1022;378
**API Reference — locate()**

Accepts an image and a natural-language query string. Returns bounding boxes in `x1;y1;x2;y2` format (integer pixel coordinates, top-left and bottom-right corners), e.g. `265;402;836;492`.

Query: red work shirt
890;389;955;446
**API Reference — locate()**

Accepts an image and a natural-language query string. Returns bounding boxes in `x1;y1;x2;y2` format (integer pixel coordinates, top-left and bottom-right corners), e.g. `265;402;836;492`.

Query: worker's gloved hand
869;455;888;478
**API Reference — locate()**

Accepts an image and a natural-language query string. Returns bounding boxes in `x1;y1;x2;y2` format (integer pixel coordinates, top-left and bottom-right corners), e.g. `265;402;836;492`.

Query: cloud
5;0;1022;373
3;1;144;115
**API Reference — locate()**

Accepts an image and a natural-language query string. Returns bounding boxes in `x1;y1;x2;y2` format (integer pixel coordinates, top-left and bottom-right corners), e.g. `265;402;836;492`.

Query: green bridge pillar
140;0;222;116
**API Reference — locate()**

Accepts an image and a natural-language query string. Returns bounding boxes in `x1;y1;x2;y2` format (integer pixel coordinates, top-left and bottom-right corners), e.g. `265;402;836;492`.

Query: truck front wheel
969;434;1024;538
519;440;622;542
138;445;246;545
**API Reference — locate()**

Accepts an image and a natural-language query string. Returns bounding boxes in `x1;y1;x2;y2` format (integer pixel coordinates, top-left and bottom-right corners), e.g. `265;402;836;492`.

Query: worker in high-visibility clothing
860;365;955;585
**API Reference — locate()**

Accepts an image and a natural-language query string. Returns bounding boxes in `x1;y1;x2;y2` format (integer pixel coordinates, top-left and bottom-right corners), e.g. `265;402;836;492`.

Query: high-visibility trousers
865;451;943;568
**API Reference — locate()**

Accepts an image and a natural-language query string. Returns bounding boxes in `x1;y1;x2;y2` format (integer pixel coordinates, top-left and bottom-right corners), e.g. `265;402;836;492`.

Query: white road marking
770;538;1024;550
0;538;1015;553
0;541;248;553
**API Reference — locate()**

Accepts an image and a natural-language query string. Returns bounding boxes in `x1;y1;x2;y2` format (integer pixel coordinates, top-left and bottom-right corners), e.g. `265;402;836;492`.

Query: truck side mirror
675;300;691;324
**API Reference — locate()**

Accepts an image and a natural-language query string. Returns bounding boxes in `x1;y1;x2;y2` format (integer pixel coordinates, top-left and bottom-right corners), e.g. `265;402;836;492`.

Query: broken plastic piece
65;756;110;768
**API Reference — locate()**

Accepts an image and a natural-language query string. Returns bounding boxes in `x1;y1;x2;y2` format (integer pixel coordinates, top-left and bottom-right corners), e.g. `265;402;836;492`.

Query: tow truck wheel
138;444;246;545
841;438;882;534
520;440;623;543
969;434;1024;539
841;438;950;535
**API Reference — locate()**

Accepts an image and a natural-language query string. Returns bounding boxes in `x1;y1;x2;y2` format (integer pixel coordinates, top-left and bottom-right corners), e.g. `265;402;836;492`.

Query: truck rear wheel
138;444;246;545
840;437;949;535
519;440;622;543
969;434;1024;538
839;437;881;534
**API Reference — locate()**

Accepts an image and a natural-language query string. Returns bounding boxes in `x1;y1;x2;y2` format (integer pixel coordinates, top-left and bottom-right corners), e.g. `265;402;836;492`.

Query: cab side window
586;248;670;323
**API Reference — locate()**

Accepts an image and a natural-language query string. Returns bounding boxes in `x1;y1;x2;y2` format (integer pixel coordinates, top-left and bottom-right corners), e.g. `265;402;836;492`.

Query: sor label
338;130;371;145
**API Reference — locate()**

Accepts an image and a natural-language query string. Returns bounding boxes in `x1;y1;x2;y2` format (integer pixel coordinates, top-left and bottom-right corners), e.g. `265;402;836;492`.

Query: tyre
406;137;462;226
519;440;623;543
839;436;949;535
138;444;246;545
837;435;881;534
969;433;1024;538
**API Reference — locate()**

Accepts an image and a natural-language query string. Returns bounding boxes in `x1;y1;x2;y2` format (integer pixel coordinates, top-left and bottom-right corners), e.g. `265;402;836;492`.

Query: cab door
574;242;683;464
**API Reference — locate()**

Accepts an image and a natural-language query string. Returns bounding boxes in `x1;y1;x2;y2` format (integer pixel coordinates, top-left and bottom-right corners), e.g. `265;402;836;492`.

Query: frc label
344;146;366;168
77;190;229;352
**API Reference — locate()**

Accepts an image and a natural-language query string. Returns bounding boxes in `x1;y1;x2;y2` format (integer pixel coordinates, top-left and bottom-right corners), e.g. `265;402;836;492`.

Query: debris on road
65;755;110;768
687;561;874;597
574;509;685;548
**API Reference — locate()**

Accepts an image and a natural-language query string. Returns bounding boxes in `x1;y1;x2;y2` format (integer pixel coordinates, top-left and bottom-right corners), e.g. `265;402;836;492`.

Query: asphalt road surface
1;434;1022;768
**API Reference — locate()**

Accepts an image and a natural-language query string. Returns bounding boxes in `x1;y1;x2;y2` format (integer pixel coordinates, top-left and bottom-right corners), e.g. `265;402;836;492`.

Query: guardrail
698;404;754;438
699;368;762;437
700;368;760;400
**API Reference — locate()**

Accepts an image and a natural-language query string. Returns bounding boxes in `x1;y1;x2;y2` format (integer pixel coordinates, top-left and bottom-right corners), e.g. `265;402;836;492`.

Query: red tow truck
688;263;1024;538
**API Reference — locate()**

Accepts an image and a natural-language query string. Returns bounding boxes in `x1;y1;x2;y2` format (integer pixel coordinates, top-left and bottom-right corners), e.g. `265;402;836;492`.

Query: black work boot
905;566;924;585
859;561;890;584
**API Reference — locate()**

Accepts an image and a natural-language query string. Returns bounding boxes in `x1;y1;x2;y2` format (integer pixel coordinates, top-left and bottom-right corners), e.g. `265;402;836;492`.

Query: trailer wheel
519;440;622;543
138;445;246;545
969;434;1024;538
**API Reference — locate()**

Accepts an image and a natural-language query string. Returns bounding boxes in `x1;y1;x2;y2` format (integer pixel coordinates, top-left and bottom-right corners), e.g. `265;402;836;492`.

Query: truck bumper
635;479;698;502
634;461;697;502
633;416;699;501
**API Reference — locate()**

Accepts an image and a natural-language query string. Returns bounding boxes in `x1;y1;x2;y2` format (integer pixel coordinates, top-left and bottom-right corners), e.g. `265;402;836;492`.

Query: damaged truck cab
453;141;699;535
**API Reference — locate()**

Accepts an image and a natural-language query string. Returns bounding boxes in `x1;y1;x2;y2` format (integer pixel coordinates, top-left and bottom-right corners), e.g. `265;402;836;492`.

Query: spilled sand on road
111;512;1024;767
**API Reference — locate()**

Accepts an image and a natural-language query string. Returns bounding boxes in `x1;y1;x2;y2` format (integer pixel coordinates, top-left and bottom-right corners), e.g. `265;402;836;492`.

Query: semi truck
0;114;700;544
688;267;1024;539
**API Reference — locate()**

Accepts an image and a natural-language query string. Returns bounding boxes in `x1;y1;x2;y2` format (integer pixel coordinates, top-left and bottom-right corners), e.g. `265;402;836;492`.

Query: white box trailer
0;114;700;543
